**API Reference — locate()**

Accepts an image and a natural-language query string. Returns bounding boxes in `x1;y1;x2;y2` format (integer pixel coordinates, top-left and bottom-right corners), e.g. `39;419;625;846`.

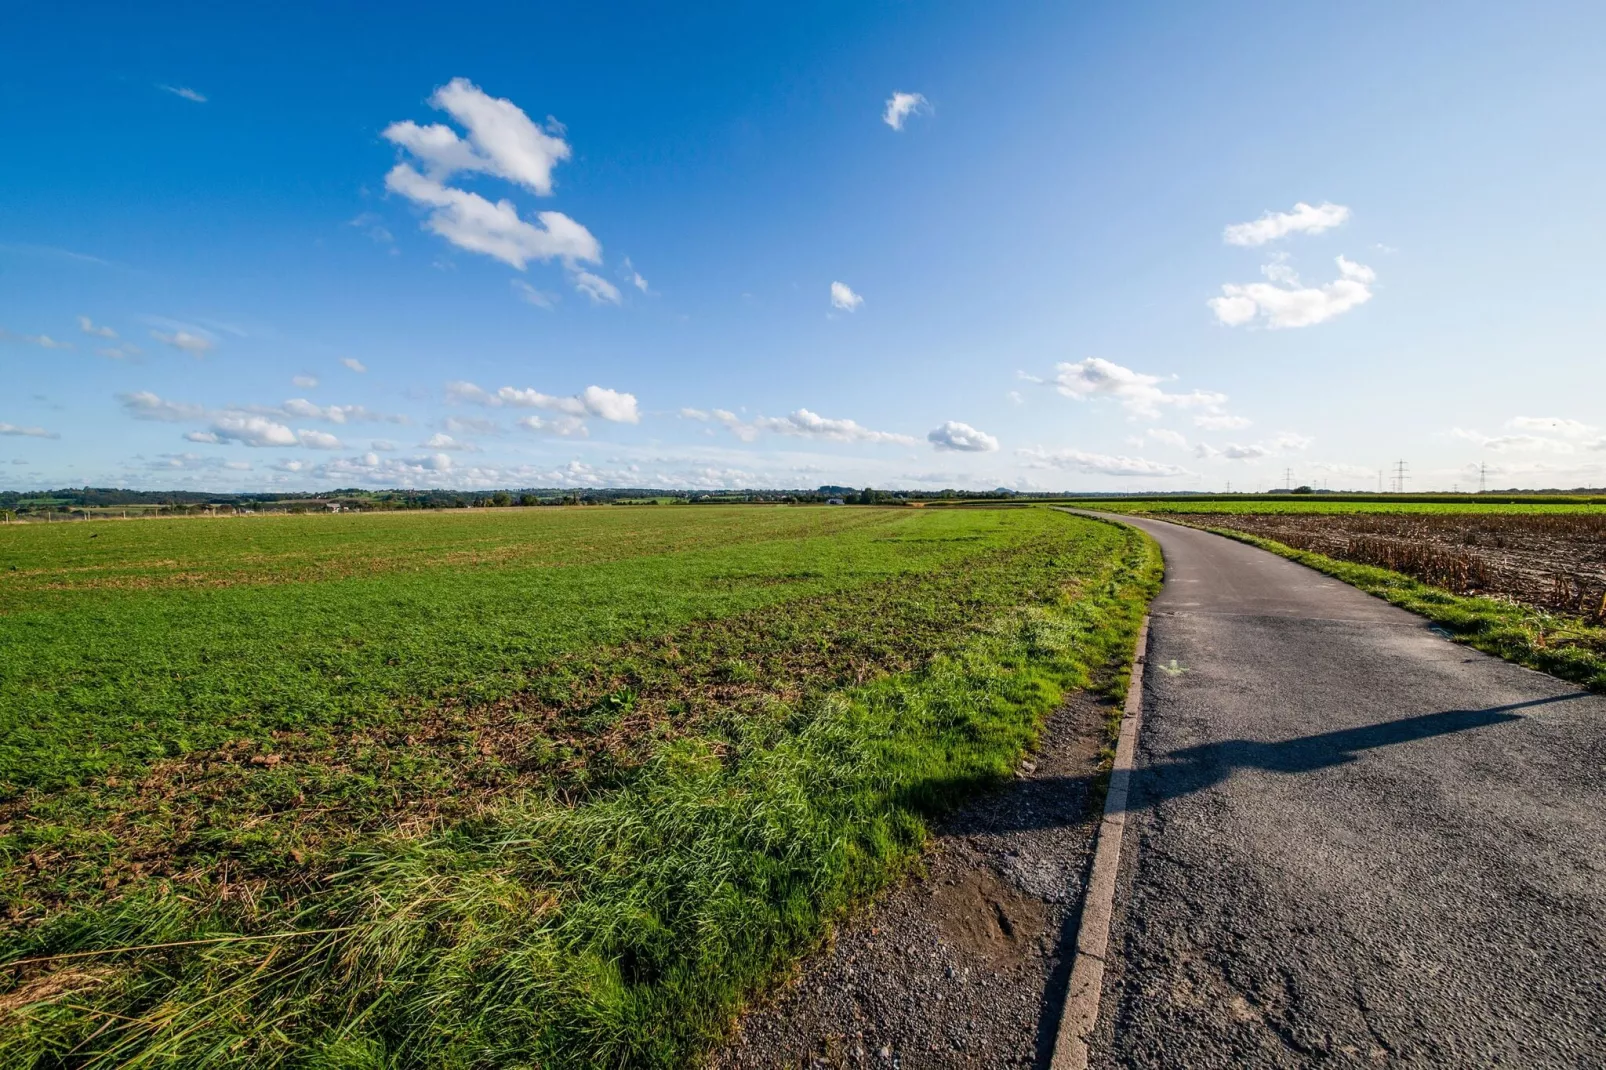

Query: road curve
1082;514;1606;1068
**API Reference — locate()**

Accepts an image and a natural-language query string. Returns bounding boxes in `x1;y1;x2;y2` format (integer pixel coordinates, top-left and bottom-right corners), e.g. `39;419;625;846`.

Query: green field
0;505;1158;1067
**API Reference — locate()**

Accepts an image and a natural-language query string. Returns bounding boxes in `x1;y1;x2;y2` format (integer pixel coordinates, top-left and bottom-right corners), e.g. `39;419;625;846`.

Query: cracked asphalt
1089;515;1606;1068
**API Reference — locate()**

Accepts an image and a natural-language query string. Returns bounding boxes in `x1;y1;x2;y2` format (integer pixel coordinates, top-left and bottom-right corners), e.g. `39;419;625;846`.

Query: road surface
1087;514;1606;1068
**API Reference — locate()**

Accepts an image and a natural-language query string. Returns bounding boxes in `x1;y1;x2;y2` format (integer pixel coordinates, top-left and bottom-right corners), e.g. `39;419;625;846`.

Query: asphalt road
1086;515;1606;1069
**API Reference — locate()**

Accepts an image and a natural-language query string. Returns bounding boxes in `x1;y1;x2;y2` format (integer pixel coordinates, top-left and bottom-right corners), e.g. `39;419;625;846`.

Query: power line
1392;459;1409;494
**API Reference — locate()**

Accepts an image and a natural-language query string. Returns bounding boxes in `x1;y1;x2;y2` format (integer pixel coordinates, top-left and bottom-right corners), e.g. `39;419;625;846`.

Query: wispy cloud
149;327;216;355
883;91;931;131
421;432;481;451
77;316;117;339
1223;202;1350;246
573;270;621;305
1193;431;1313;461
1019;447;1191;478
341;357;368;373
755;409;914;445
0;423;59;439
448;381;640;424
118;391;206;422
512;279;558;308
1;329;72;350
159;85;208;103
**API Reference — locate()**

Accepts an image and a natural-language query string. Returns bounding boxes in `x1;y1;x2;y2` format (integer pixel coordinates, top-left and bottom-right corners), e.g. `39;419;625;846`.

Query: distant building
827;498;845;506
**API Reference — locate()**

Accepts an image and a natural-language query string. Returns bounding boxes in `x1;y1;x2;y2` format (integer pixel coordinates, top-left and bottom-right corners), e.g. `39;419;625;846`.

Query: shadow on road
976;693;1588;836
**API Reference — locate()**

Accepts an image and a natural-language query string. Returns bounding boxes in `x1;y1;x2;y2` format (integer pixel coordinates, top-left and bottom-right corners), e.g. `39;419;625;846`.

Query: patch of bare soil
712;693;1112;1069
1183;512;1606;624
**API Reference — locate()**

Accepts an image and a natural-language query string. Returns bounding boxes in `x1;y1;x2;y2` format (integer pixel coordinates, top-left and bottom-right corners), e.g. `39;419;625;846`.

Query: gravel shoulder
714;692;1116;1069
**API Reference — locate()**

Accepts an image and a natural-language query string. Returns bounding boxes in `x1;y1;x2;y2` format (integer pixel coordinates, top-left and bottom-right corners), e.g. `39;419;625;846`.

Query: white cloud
148;452;247;472
754;409;915;445
1210;255;1375;329
341;357;368;373
0;423;59;439
208;413;299;448
453;382;640;424
928;421;999;452
1145;428;1188;448
97;347;133;359
627;260;649;292
383;78;571;196
1223;202;1350;246
381;79;600;273
292;375;319;388
295;429;344;450
183;430;221;444
371;439;399;451
78;316;116;339
279;399;405;424
1007;390;1024;406
118;391;206;422
446;381;495;405
1450;427;1576;454
576;385;640;423
883;91;930;131
1194;413;1252;430
150;328;215;355
421;432;480;451
830;281;864;312
680;407;760;442
512;279;558;308
1195;431;1312;461
1506;416;1599;440
384;164;601;270
1019;447;1191;478
516;414;588;436
160;85;207;103
1040;357;1228;419
573;270;622;304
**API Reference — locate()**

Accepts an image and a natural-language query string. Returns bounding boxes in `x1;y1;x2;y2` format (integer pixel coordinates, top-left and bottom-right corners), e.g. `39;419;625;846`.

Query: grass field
0;505;1159;1067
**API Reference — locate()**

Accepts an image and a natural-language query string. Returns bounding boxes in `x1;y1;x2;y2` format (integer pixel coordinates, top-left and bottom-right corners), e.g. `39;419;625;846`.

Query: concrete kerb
1047;612;1149;1070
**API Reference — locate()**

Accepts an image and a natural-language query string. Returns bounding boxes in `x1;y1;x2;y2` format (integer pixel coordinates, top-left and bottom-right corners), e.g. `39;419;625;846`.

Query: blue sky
4;1;1604;492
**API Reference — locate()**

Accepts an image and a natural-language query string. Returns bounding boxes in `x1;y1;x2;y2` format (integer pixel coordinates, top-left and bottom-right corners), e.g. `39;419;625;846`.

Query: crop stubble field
0;505;1157;1067
1085;497;1606;688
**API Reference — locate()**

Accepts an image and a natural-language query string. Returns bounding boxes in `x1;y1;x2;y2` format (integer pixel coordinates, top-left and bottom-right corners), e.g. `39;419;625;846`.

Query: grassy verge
1203;526;1606;691
1;512;1160;1068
